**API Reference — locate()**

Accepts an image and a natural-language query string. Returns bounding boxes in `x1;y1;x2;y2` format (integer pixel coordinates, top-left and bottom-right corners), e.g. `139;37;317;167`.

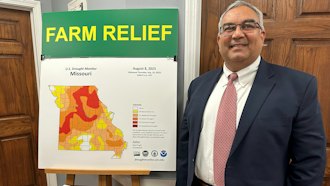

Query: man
176;1;326;186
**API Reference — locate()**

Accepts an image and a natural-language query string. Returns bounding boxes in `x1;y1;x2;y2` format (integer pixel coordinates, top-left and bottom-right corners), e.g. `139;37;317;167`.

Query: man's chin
228;55;248;62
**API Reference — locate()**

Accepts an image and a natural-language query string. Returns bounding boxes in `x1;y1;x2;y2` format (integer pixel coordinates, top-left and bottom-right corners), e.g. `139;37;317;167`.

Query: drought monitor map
50;85;127;157
39;58;177;170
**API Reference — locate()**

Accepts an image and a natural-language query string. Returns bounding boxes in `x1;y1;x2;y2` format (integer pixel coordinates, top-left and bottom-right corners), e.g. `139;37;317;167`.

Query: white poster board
38;58;177;171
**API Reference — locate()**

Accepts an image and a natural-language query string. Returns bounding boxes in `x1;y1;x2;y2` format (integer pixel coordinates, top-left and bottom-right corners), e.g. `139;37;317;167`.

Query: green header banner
42;9;178;58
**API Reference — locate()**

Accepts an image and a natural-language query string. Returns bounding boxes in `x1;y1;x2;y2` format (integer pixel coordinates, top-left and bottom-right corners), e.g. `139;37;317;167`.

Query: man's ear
217;33;221;43
260;30;266;41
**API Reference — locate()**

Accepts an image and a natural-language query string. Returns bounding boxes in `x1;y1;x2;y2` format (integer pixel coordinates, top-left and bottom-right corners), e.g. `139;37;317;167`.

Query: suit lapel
229;60;276;156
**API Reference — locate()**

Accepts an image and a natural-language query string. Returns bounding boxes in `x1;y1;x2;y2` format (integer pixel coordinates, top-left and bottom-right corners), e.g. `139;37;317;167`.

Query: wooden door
0;7;47;186
201;0;330;185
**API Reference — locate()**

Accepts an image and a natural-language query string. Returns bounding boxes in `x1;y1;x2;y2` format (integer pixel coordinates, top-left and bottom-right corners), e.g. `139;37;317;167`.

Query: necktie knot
228;73;238;82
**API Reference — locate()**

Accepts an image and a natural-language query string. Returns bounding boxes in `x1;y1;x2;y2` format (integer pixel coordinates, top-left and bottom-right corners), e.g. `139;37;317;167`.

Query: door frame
0;0;57;185
184;0;202;107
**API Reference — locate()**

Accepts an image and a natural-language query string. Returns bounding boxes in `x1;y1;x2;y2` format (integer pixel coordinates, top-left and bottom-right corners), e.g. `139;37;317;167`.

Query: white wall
38;0;185;185
38;0;52;12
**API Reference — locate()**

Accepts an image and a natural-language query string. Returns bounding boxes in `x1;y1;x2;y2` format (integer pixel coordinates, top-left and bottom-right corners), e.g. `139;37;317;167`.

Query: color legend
132;104;157;128
132;105;139;127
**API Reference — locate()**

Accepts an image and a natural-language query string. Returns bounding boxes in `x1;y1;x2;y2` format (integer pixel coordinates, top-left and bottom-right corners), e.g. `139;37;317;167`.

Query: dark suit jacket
176;59;326;186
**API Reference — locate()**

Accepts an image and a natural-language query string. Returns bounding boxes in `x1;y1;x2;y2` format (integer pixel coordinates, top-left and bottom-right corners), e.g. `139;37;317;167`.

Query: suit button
192;158;194;162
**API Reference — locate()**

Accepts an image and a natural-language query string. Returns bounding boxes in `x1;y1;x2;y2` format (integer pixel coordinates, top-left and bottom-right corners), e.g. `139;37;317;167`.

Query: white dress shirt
195;56;261;185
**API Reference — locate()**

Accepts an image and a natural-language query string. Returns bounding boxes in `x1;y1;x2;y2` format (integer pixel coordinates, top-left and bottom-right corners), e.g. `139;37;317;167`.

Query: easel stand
45;169;150;186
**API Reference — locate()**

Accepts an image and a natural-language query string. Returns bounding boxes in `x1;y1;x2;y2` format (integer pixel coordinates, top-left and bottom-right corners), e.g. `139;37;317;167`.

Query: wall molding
184;0;202;106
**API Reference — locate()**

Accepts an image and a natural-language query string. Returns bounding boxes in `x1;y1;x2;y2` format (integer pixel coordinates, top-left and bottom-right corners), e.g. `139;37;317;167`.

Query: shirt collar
222;56;261;87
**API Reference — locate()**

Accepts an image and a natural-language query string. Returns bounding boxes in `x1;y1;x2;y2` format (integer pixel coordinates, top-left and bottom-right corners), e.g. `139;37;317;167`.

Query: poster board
42;9;177;58
39;9;178;171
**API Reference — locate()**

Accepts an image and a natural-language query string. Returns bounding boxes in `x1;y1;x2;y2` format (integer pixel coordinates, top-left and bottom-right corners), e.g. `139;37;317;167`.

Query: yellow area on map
51;86;66;109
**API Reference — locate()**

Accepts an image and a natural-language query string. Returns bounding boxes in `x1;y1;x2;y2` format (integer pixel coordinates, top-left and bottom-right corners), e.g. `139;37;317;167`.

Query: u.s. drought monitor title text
45;24;173;42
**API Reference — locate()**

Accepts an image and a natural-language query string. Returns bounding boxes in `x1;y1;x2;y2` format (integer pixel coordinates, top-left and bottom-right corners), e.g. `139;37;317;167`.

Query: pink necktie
214;73;238;186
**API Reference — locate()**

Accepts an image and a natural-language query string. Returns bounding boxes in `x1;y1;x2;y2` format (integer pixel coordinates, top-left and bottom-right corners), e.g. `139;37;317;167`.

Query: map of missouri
50;85;127;157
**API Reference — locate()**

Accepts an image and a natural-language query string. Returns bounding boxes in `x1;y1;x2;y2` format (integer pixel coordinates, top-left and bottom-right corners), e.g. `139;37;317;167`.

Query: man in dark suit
176;1;326;186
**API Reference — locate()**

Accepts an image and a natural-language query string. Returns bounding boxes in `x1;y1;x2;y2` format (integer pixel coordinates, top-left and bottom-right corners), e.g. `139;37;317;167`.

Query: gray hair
218;0;264;33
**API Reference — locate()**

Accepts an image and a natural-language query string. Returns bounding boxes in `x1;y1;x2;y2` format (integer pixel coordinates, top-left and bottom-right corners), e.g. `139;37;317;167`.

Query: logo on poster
151;150;158;157
160;150;167;157
142;150;149;157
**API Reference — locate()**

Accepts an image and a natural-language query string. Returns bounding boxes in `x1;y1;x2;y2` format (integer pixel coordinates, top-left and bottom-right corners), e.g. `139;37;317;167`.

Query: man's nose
231;26;244;38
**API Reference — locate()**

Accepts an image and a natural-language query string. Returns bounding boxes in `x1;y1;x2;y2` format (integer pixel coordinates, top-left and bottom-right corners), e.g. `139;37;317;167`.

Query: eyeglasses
220;21;262;36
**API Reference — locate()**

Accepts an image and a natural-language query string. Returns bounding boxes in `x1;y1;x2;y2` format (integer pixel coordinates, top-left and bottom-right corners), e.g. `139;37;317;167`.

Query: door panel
0;7;46;186
201;0;330;184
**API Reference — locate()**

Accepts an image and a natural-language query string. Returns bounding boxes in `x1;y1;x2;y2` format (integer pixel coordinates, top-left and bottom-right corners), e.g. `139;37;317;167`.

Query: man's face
217;6;265;71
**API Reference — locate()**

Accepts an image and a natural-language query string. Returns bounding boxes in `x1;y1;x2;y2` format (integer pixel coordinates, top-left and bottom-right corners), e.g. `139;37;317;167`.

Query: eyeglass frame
219;19;263;36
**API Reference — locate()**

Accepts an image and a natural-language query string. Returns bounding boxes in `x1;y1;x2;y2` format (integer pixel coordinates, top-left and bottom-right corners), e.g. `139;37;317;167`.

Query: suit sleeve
288;77;326;186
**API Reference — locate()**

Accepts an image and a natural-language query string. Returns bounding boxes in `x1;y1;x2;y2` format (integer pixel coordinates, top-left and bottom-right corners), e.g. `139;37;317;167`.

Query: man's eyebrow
222;19;257;26
242;19;257;23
